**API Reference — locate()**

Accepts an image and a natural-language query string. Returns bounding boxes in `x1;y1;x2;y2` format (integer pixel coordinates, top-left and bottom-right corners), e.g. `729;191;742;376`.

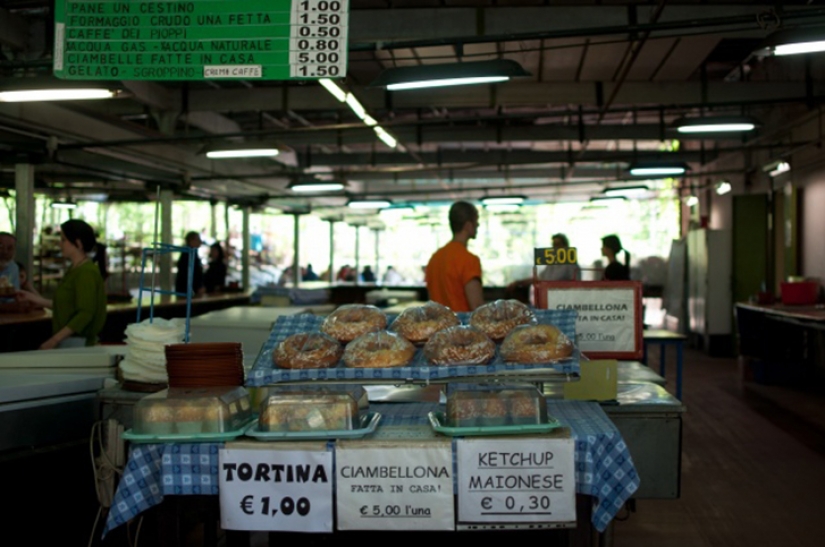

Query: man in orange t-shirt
426;201;484;312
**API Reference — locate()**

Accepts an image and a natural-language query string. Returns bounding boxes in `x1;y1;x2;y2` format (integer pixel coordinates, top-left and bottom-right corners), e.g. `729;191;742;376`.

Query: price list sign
335;443;455;531
219;447;333;532
456;438;575;525
53;0;349;80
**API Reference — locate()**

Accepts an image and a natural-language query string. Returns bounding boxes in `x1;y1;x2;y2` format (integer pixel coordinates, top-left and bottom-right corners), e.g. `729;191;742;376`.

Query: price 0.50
534;247;578;266
297;26;343;38
240;495;311;517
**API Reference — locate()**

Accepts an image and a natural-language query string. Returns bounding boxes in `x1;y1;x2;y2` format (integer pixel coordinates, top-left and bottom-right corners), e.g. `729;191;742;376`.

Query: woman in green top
19;219;107;349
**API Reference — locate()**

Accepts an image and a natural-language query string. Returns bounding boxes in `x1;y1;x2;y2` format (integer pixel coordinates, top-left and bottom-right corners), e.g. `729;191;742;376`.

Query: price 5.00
534;247;578;266
295;52;340;64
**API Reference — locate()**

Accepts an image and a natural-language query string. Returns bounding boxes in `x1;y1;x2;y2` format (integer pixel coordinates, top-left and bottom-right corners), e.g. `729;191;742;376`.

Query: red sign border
534;280;644;360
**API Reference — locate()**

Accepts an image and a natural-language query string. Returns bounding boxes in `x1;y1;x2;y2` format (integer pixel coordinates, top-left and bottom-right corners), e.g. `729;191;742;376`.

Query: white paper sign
545;287;636;352
335;443;455;531
457;438;575;524
219;448;333;532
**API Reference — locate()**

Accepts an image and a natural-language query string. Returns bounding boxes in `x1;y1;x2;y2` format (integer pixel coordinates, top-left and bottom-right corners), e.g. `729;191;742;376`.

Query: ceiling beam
187;81;825;114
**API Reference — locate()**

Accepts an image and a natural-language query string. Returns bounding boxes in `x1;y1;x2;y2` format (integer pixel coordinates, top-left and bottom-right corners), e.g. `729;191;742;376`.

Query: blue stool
642;330;687;400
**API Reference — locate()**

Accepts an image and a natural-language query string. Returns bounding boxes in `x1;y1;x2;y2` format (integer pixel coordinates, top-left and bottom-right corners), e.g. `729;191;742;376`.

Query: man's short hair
0;231;15;240
552;233;569;247
448;201;478;234
184;231;201;245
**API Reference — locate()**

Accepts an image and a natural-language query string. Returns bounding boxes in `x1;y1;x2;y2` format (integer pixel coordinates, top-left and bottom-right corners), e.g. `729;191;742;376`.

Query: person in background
303;263;319;281
204;242;227;293
0;231;20;296
426;201;483;312
16;261;37;294
508;233;580;291
602;234;631;280
383;265;403;285
336;265;351;282
17;219;107;348
175;231;205;296
362;265;376;282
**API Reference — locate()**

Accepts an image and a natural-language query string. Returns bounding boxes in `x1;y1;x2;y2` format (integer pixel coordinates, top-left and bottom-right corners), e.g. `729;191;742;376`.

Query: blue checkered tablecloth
104;443;221;535
247;309;580;386
104;400;636;535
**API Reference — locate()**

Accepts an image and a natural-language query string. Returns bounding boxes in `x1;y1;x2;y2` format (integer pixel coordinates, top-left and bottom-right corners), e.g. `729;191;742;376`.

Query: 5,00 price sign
219;447;333;532
534;247;578;266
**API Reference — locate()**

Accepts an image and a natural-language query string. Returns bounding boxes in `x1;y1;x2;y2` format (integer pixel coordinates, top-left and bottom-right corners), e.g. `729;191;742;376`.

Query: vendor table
0;371;105;451
544;382;684;499
0;292;252;352
103;400;638;536
736;302;825;386
641;330;686;399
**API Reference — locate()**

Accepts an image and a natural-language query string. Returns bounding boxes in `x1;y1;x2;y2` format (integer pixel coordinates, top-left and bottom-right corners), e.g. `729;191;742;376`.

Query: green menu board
53;0;349;80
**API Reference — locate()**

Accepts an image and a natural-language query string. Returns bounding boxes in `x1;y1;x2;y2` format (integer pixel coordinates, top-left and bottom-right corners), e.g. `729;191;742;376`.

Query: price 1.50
480;495;553;515
534;247;578;266
240;495;311;517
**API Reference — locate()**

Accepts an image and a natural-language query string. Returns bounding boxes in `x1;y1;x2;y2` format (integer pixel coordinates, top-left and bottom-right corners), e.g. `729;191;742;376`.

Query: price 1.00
534;247;578;266
240;495;311;517
480;495;553;515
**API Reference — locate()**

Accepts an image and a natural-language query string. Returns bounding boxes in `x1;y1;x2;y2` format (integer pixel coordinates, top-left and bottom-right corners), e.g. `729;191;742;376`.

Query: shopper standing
18;220;107;348
426;201;483;312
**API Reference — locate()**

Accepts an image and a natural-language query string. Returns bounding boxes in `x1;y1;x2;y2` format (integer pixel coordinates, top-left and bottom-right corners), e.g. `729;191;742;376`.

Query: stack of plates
165;343;244;388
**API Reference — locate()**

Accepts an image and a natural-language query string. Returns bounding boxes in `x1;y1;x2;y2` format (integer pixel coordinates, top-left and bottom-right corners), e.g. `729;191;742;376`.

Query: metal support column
159;189;173;293
14;164;35;278
210;200;218;240
373;228;380;281
354;224;361;282
292;213;301;287
327;219;336;283
242;206;251;291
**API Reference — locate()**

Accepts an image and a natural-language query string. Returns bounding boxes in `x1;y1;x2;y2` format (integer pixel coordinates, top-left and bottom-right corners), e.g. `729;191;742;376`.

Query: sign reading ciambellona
53;0;349;80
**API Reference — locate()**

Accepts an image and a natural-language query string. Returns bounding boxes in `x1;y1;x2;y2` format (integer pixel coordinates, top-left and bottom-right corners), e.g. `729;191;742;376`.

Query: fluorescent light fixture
775;40;825;56
370;59;530;91
362;115;378;127
674;116;758;134
589;196;627;203
51;199;77;209
204;142;281;160
602;185;649;197
716;181;732;195
480;195;526;205
686;196;699;207
288;179;345;193
764;27;825;56
345;93;368;120
319;78;347;102
347;198;392;209
374;126;398;149
769;161;791;177
0;88;116;102
628;163;688;176
485;204;521;212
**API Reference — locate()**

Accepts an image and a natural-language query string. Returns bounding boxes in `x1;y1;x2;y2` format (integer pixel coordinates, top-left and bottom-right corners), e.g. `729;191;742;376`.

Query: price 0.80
240;495;311;517
534;247;578;266
297;39;340;51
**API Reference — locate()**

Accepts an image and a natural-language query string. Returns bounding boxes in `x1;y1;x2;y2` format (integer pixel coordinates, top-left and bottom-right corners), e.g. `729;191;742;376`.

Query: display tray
243;412;381;441
246;309;579;386
123;419;255;444
427;411;562;437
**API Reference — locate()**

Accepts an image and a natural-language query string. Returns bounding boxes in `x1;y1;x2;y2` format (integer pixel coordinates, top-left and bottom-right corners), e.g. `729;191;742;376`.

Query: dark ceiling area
1;1;825;212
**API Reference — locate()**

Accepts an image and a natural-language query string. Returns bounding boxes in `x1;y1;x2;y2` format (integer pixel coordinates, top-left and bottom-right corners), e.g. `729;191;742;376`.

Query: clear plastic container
133;387;252;436
259;390;361;432
445;384;547;427
254;385;368;411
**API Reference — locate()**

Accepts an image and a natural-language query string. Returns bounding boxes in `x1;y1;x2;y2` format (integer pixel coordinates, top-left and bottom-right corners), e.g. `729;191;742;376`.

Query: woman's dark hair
61;219;96;253
210;242;225;262
602;234;630;266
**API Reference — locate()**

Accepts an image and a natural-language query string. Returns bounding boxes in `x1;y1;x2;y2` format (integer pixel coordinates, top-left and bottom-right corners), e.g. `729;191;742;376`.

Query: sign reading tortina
53;0;349;80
